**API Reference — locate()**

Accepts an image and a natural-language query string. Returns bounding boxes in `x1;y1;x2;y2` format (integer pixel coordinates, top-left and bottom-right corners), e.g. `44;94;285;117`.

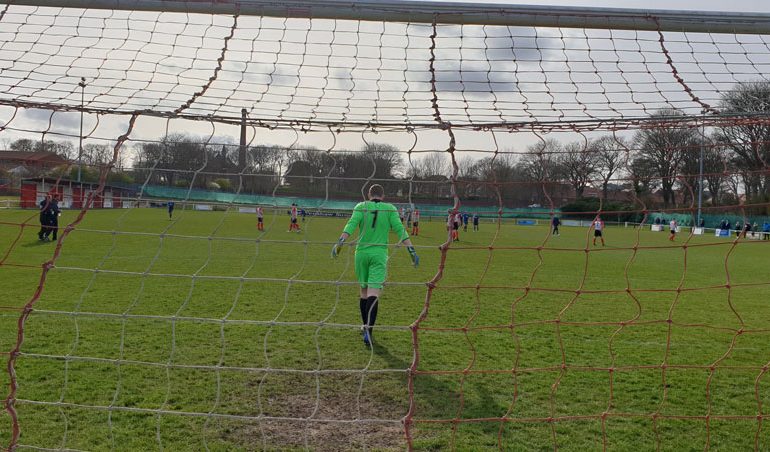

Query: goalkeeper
331;184;419;346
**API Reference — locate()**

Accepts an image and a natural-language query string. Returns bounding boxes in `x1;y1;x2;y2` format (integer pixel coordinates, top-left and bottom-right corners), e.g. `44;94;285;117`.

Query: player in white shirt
411;208;420;236
257;206;264;231
447;210;458;242
669;219;678;241
592;216;605;246
447;210;461;241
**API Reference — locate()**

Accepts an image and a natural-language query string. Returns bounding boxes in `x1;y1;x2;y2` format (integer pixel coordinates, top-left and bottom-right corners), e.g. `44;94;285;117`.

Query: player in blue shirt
551;216;561;236
167;201;175;219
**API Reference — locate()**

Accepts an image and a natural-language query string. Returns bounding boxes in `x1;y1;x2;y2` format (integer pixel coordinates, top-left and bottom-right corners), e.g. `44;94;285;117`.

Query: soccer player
256;206;264;231
399;206;405;224
289;203;300;232
592;215;605;246
447;210;459;241
454;211;463;241
472;213;479;231
551;216;561;236
405;208;412;229
331;184;419;346
167;200;175;219
462;212;469;232
411;208;420;236
669;218;678;241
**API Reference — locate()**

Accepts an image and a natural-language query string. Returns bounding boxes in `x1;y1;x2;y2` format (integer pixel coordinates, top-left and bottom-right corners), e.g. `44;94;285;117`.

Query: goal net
2;1;770;449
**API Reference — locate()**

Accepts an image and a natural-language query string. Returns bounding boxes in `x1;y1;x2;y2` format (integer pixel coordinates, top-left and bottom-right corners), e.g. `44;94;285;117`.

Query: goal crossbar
4;0;770;34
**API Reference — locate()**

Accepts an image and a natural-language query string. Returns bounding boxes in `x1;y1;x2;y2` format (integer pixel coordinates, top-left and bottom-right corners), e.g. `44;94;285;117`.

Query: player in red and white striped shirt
448;210;460;242
256;206;264;231
288;203;300;232
411;208;420;236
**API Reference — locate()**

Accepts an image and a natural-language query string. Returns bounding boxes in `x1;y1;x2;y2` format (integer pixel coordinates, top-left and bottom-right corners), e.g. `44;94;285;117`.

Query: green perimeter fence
142;185;770;229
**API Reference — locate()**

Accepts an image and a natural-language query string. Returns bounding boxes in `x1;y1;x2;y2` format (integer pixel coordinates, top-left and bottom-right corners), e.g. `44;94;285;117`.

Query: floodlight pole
77;77;86;183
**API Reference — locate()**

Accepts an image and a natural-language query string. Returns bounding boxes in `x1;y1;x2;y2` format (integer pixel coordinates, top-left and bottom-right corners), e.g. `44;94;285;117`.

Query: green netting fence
142;185;770;229
141;185;554;219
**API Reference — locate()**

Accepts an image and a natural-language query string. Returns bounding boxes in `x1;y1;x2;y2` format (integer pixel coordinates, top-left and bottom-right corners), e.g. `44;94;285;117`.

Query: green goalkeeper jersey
343;200;408;252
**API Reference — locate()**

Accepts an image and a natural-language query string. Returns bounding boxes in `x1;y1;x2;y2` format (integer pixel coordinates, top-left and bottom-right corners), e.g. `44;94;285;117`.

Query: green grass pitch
1;206;769;450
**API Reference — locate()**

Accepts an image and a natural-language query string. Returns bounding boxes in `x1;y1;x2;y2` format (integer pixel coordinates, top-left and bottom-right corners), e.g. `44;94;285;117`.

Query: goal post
4;0;770;33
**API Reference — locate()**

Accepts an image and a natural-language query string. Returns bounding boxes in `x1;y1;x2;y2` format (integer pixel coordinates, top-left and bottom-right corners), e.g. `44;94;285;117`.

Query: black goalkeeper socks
365;296;379;330
359;298;368;325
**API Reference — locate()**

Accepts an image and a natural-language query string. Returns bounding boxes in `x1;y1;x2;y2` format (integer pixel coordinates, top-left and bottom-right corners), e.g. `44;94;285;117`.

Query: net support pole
239;109;247;171
3;0;770;34
77;78;86;183
697;116;705;227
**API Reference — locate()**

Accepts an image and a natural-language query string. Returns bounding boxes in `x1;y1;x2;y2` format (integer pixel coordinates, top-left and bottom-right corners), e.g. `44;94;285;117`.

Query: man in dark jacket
44;196;61;241
38;194;52;241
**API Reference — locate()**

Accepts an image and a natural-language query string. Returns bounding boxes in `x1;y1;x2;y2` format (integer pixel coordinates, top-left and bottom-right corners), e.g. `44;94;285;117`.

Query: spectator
741;221;751;239
38;194;52;241
44;196;61;241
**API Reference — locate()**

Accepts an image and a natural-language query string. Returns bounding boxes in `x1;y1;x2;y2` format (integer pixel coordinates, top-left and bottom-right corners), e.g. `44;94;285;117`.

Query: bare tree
417;152;450;178
410;152;451;200
715;81;770;199
558;140;597;198
81;143;112;166
591;135;627;201
703;141;728;206
521;139;563;205
632;109;697;207
9;138;75;159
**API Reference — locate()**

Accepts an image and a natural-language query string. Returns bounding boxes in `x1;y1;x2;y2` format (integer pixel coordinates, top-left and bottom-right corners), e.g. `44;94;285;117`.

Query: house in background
20;177;135;209
0;151;69;173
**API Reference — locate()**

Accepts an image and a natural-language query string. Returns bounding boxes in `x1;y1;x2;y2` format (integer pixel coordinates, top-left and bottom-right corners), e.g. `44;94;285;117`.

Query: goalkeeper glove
331;237;345;258
407;246;419;267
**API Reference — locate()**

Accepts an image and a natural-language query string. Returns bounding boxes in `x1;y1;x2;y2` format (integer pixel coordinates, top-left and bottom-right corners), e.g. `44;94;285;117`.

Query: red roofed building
0;151;69;172
20;177;135;209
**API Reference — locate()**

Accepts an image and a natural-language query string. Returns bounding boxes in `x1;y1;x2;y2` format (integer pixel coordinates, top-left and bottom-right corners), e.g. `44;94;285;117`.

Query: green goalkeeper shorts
355;250;387;289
